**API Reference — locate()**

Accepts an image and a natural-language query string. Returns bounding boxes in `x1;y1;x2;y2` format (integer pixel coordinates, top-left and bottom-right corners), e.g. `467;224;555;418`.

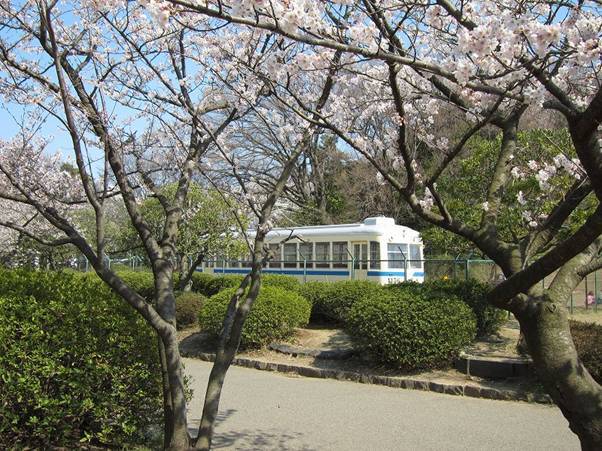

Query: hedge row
299;280;387;323
570;320;602;385
386;280;506;337
191;272;301;297
199;286;311;347
0;269;162;448
347;290;476;370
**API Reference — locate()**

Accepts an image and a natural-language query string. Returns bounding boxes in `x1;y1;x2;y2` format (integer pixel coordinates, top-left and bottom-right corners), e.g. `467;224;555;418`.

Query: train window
387;243;408;269
370;241;380;269
361;243;368;269
410;244;422;268
268;243;280;268
299;242;313;268
315;242;330;268
332;241;348;268
283;243;297;268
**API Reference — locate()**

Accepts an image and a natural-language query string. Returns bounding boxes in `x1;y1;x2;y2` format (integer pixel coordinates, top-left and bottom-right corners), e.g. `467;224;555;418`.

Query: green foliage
203;274;245;296
299;280;387;323
77;270;156;300
347;290;476;370
190;271;216;295
570;320;602;385
199;286;311;348
193;273;302;297
386;279;505;337
261;273;302;292
422;129;595;256
175;291;206;329
0;269;162;448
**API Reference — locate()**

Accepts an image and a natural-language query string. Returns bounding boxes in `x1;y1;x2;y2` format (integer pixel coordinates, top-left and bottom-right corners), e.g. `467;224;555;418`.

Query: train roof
253;217;421;242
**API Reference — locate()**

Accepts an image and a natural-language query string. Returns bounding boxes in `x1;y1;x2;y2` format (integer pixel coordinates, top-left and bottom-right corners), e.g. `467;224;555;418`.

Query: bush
190;271;216;295
347;290;476;370
77;270;156;301
193;273;302;297
176;291;206;329
387;279;505;337
262;273;302;292
199;286;311;348
570;320;602;384
0;269;162;448
299;280;387;323
203;274;245;296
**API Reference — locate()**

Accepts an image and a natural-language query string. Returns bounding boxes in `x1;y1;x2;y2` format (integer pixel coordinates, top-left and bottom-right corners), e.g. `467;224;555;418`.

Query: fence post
303;259;307;284
464;259;469;280
585;275;589;310
595;270;598;312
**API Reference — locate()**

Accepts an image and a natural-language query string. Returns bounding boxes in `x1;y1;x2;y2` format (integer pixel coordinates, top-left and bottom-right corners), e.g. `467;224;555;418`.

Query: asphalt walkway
184;358;579;451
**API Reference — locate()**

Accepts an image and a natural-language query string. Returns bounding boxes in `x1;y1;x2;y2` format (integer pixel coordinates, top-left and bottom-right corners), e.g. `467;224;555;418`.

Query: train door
351;241;368;280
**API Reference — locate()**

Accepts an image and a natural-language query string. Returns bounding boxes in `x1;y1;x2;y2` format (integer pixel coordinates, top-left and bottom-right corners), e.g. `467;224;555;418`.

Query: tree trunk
193;265;262;450
158;336;175;449
160;327;191;449
154;264;192;449
518;301;602;450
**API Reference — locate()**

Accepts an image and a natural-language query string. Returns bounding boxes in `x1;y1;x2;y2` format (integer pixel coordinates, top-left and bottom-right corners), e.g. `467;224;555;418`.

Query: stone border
183;351;552;405
268;342;355;360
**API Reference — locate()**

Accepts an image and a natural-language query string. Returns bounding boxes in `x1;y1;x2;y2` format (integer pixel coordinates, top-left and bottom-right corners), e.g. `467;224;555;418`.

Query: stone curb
268;342;355;360
182;350;552;405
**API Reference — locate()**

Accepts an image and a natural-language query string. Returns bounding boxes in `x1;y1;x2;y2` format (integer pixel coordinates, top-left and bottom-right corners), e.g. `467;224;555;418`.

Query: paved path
184;358;579;451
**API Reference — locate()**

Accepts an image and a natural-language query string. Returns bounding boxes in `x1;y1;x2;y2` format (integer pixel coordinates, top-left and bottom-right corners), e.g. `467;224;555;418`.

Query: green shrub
570;320;602;384
190;271;216;295
199;286;311;348
176;291;206;329
387;279;505;337
76;270;156;301
0;269;161;448
194;273;302;297
204;274;245;296
347;290;476;370
299;280;386;323
262;273;302;292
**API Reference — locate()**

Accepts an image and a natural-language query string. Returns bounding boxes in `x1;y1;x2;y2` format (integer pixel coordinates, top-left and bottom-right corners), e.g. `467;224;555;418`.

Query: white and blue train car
204;217;424;285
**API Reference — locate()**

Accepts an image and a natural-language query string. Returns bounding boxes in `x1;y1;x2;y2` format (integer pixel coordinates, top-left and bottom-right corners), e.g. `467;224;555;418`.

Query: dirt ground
178;323;548;399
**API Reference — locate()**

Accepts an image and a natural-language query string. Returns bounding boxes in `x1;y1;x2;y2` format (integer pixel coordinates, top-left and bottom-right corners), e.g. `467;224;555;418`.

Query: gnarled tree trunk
518;301;602;450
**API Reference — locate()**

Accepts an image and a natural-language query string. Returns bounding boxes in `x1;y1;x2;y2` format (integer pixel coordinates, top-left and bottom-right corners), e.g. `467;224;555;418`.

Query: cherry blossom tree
151;0;602;447
0;1;343;448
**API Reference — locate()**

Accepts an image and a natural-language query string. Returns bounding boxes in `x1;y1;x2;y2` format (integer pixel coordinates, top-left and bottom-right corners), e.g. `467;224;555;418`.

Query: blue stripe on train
213;268;351;276
367;271;425;277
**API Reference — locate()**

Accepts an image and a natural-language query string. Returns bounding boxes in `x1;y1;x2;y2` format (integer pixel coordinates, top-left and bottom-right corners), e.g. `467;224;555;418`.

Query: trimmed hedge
386;279;505;337
570;320;602;384
0;269;162;448
190;272;216;295
176;291;206;329
199;286;311;348
347;290;476;370
191;272;302;297
299;280;387;323
262;273;302;293
77;270;156;301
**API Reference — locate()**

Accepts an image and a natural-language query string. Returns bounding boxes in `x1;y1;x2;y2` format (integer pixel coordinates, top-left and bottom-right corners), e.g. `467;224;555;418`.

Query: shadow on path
187;409;316;450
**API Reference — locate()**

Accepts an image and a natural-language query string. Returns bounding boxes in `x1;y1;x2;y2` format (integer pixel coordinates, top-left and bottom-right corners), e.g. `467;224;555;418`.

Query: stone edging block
182;350;552;405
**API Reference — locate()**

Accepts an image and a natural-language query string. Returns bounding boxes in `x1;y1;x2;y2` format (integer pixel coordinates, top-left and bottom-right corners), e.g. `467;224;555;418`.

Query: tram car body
203;216;424;285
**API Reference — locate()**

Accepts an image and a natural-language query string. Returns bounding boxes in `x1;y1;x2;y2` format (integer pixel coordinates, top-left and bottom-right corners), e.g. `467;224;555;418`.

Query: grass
569;309;602;325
